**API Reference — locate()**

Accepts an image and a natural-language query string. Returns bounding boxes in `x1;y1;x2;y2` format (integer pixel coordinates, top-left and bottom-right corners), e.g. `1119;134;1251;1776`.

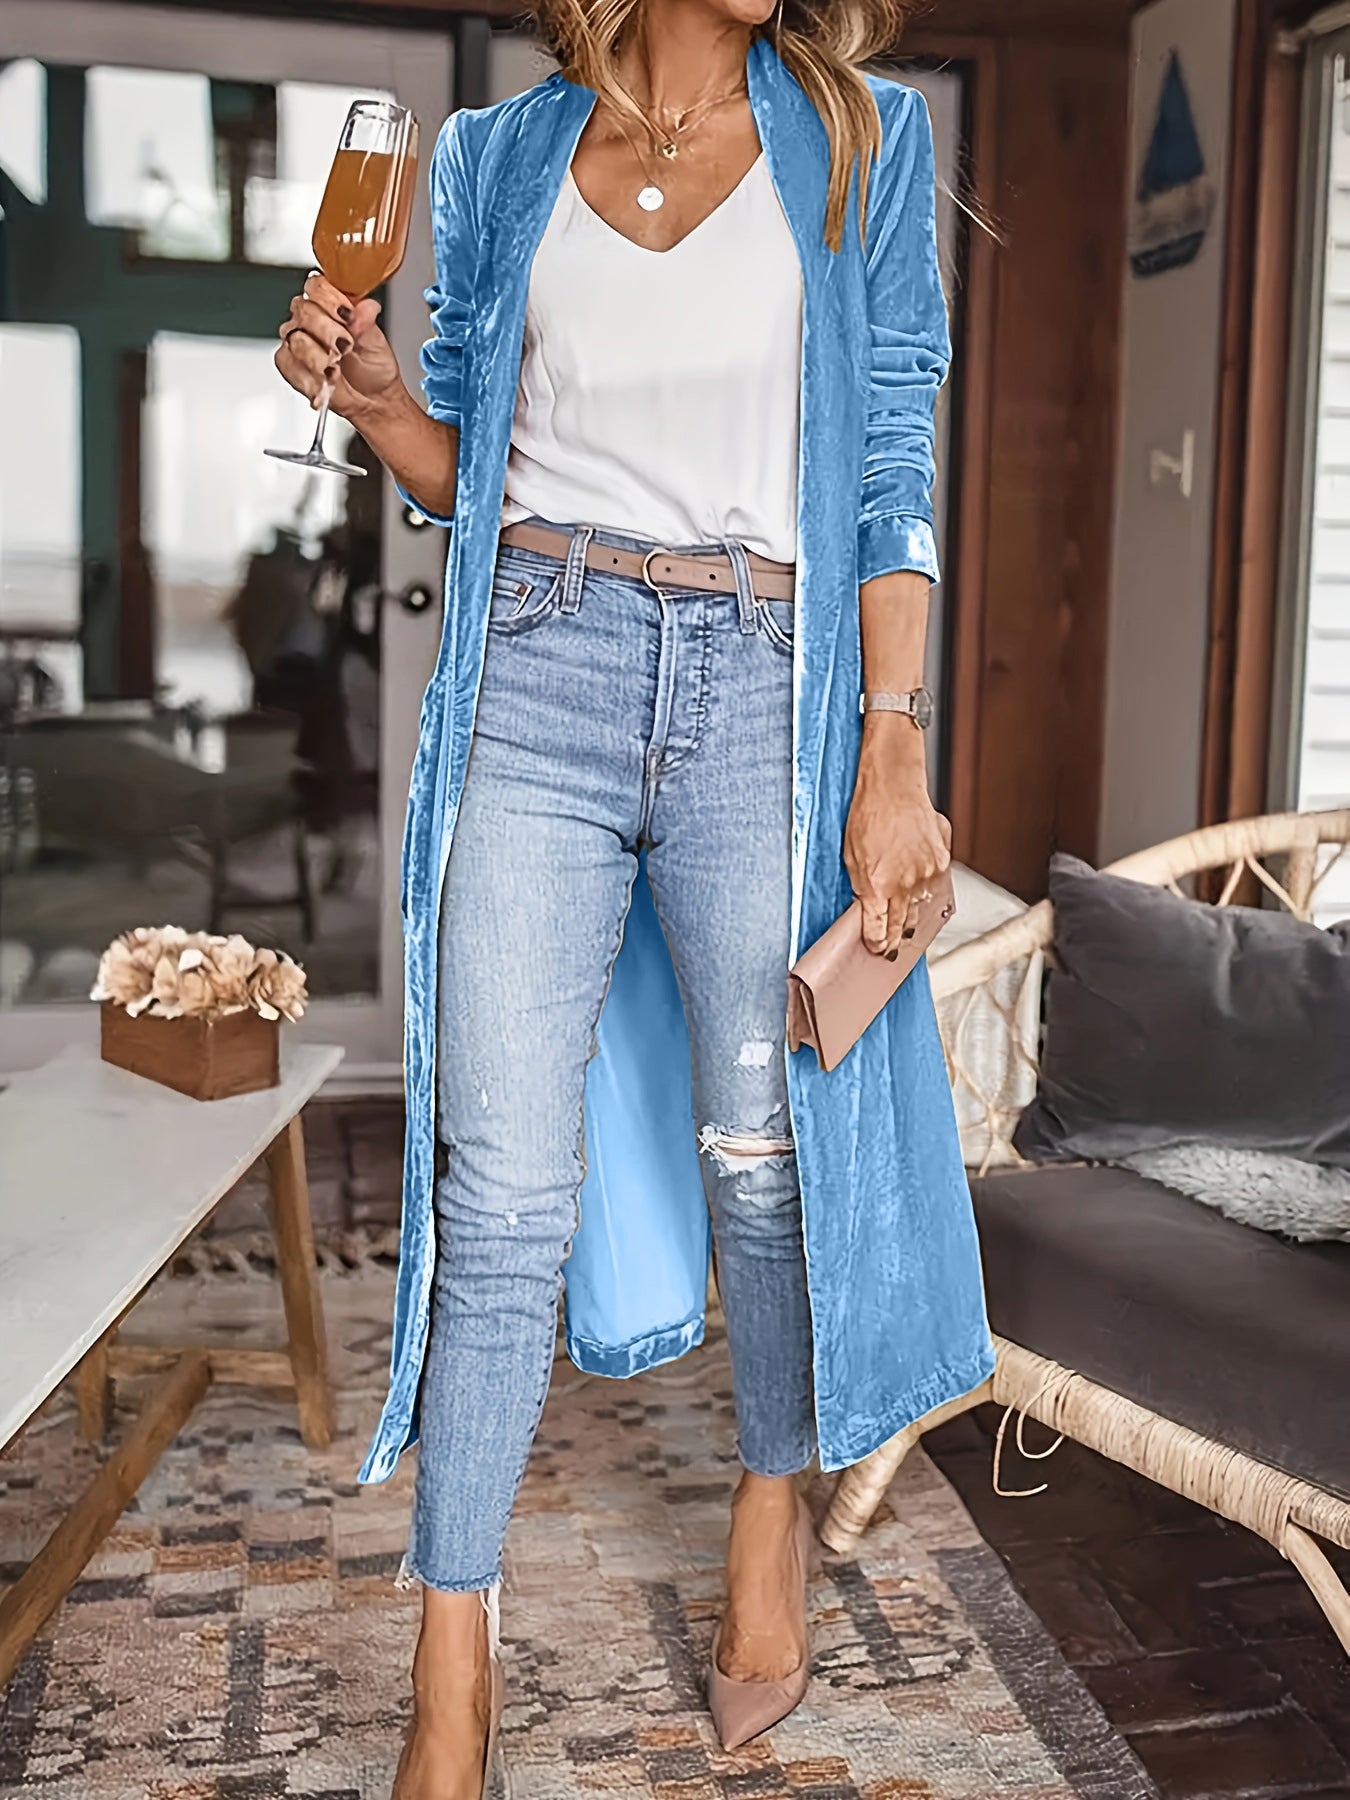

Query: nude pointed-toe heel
708;1496;820;1752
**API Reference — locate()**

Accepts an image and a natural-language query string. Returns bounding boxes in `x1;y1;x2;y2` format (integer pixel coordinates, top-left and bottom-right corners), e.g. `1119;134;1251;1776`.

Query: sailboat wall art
1130;49;1217;278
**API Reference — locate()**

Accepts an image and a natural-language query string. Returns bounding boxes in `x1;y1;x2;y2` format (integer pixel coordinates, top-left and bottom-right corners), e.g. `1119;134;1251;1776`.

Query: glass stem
308;379;335;458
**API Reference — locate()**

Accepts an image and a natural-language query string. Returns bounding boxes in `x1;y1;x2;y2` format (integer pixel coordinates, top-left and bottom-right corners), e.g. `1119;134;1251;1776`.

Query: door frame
1197;3;1302;836
903;33;1000;846
1270;22;1345;812
0;0;454;1086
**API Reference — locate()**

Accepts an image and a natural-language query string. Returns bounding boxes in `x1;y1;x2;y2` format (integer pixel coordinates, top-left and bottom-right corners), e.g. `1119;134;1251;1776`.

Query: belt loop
723;539;758;635
560;524;594;615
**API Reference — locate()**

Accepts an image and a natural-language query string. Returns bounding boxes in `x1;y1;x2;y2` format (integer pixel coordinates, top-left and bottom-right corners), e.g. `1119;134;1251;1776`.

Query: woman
275;0;993;1786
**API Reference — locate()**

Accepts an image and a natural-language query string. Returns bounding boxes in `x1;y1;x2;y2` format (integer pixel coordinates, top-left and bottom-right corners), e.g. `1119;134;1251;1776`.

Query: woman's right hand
275;272;405;422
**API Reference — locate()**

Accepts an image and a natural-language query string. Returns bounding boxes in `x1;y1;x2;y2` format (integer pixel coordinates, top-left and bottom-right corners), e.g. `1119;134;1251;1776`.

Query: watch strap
859;687;934;728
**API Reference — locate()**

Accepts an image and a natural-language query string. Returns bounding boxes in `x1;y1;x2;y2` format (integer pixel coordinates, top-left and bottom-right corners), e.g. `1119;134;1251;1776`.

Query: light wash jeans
407;521;816;1592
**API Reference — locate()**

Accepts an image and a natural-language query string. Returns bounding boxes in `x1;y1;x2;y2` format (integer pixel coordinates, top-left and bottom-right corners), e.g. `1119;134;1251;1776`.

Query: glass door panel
0;2;451;1073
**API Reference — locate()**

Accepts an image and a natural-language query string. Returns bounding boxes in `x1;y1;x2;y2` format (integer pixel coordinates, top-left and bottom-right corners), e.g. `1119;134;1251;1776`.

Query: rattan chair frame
820;809;1350;1657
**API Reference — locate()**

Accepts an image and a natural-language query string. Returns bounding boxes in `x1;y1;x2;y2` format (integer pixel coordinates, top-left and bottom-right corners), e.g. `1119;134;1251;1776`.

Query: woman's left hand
844;719;952;957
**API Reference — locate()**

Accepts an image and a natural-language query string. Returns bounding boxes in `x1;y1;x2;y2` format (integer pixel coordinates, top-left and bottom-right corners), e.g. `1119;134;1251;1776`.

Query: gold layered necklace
610;73;749;212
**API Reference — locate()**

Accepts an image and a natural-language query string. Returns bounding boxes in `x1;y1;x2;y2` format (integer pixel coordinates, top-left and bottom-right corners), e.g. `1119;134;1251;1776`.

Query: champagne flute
266;98;420;477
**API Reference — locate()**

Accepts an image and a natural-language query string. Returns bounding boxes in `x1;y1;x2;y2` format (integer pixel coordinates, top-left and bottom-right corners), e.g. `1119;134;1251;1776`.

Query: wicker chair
820;808;1350;1657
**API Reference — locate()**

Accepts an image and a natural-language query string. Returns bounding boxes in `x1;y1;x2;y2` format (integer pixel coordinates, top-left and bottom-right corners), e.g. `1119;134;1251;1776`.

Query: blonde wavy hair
532;0;916;251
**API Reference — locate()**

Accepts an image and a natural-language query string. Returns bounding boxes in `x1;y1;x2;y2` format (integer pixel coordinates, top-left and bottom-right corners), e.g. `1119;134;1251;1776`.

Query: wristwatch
860;686;934;730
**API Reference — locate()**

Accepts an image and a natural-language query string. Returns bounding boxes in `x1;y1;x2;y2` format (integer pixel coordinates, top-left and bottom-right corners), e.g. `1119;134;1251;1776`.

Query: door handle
1149;429;1195;499
398;580;436;615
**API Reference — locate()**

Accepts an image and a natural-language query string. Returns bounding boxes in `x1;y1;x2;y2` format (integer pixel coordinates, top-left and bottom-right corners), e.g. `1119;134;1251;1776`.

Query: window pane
0;59;47;207
0;324;83;720
145;332;347;721
85;65;228;260
1296;50;1350;924
1;62;387;1007
0;325;81;635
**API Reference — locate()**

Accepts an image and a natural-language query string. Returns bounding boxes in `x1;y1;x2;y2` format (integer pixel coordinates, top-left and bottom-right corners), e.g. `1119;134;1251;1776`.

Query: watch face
913;686;934;730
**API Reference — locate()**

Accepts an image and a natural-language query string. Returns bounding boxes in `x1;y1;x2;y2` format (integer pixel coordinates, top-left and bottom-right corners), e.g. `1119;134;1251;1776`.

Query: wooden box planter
101;1002;280;1100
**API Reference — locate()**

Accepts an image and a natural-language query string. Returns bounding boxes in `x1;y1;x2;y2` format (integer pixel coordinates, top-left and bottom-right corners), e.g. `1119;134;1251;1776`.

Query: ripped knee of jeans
697;1122;796;1176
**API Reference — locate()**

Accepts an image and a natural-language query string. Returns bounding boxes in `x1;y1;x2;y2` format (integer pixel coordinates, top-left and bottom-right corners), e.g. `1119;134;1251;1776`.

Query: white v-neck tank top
500;153;803;563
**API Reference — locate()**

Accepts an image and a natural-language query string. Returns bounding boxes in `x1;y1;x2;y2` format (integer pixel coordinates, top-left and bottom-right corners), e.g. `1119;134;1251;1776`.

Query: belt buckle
639;547;672;592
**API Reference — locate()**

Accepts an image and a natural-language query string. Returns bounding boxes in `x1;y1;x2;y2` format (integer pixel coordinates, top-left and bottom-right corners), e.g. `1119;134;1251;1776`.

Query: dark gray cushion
1013;854;1350;1167
972;1163;1350;1497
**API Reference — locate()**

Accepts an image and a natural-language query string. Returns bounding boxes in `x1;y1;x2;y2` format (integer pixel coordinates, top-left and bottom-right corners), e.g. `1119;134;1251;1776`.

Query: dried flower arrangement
92;927;307;1024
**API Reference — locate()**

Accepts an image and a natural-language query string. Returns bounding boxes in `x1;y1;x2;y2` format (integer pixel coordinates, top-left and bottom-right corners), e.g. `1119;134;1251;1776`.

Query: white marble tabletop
0;1039;343;1448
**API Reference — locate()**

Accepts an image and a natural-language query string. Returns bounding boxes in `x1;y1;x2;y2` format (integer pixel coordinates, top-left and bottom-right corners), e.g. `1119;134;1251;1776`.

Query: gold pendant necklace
613;75;748;212
609;116;667;212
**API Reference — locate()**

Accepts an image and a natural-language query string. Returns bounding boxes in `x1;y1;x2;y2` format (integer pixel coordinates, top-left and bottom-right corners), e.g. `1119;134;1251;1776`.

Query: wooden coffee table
0;1041;342;1687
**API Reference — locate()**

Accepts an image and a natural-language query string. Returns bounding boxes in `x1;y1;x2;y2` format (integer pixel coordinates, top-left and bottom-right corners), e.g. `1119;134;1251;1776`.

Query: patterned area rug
0;1267;1153;1799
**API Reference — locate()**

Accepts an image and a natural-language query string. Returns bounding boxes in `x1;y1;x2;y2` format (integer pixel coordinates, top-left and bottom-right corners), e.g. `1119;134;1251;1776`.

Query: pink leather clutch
786;869;956;1073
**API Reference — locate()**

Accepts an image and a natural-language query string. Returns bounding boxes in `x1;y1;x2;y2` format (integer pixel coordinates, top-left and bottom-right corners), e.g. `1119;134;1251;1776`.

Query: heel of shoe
708;1494;818;1751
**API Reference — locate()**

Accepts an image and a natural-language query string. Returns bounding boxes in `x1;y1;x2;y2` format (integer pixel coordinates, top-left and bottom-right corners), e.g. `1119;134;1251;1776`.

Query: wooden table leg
73;1325;116;1443
265;1114;334;1450
0;1351;210;1691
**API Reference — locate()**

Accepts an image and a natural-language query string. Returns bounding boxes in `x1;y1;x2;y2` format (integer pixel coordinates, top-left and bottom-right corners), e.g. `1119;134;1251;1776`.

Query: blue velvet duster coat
359;39;994;1486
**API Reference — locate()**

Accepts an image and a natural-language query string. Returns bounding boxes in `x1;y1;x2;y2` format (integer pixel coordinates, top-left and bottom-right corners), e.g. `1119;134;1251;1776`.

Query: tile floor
928;1406;1350;1797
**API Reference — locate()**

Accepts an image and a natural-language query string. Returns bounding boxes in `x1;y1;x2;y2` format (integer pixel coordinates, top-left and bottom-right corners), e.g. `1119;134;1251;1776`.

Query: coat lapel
444;76;596;795
749;40;863;962
748;38;829;254
479;71;595;307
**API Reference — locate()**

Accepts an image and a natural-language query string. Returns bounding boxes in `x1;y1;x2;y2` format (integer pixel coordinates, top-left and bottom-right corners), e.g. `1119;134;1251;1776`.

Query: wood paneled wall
918;0;1135;42
927;34;1130;899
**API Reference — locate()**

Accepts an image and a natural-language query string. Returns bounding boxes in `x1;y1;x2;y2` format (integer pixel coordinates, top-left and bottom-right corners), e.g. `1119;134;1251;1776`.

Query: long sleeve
396;110;477;527
856;84;952;587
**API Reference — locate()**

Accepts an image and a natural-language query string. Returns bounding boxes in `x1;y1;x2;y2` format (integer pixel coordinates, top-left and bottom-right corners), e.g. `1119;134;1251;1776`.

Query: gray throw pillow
1012;854;1350;1167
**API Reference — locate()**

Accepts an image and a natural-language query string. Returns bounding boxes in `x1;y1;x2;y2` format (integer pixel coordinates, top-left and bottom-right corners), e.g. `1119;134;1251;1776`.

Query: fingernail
886;948;899;962
336;335;353;354
337;305;353;324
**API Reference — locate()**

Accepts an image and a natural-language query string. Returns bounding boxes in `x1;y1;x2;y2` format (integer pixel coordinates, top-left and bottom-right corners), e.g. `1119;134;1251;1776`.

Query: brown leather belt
499;520;796;602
